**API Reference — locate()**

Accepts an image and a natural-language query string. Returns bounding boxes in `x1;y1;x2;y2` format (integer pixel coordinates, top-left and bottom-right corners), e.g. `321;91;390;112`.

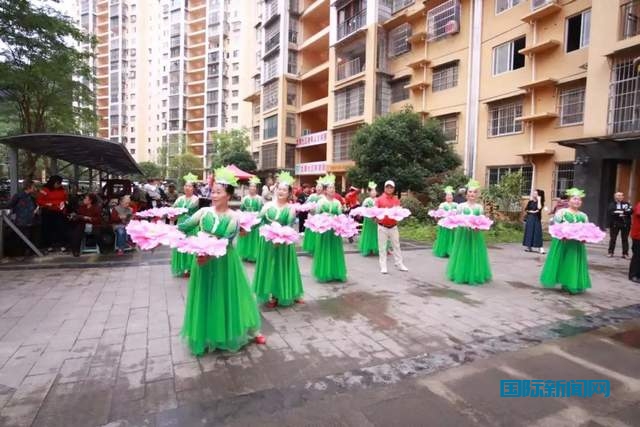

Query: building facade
77;0;253;175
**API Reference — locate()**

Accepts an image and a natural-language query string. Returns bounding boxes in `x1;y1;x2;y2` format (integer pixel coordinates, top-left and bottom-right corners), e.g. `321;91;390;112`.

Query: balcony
264;0;279;24
518;39;560;56
427;0;460;42
337;57;364;81
518;77;557;91
522;0;561;23
621;1;640;40
264;33;280;55
337;9;366;41
295;161;326;176
296;130;327;148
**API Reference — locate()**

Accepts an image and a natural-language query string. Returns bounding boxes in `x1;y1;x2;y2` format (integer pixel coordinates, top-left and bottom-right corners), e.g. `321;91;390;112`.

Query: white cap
384;180;395;188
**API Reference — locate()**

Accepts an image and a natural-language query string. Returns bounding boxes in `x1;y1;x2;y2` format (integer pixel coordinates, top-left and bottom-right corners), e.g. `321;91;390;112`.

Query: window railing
337;9;367;41
427;0;460;42
265;0;279;21
288;29;298;44
337;57;363;81
265;33;280;54
621;1;640;39
608;58;640;134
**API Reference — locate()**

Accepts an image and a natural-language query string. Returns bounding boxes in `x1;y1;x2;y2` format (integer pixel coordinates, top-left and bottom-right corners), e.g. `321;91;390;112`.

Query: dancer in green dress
446;180;492;285
253;171;304;307
178;167;265;356
237;176;263;262
312;174;347;282
540;188;591;294
170;178;200;277
358;181;379;256
433;186;458;258
302;181;325;254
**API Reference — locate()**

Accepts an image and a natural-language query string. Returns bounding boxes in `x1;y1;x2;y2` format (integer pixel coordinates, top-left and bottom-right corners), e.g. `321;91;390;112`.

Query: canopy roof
226;164;254;180
0;133;142;175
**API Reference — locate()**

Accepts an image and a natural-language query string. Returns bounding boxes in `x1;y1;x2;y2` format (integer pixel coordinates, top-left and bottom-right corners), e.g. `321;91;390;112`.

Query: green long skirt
358;218;379;256
237;226;261;262
181;246;261;356
171;218;195;276
433;226;455;258
446;227;492;286
312;231;347;282
540;238;591;294
253;238;304;306
302;229;317;254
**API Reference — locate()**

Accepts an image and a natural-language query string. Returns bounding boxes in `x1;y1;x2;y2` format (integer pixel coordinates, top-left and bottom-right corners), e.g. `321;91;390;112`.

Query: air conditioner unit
531;0;555;10
302;129;311;135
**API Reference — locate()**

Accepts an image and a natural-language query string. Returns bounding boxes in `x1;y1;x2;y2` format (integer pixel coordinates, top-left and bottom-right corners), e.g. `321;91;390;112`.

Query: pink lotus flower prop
175;232;229;257
237;211;260;232
304;214;334;233
164;207;188;218
428;209;455;219
438;214;468;230
549;222;606;243
466;215;494;231
136;207;187;219
259;222;300;245
331;214;359;238
383;207;412;222
126;220;185;250
438;214;493;230
293;202;316;213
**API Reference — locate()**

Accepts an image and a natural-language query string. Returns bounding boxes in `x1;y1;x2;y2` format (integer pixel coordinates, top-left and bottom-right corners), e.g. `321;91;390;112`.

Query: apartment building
77;0;252;175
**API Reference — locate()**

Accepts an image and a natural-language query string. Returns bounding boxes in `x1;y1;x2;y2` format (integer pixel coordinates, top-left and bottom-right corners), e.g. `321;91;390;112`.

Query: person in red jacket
628;201;640;282
37;175;69;252
69;193;103;257
375;180;408;274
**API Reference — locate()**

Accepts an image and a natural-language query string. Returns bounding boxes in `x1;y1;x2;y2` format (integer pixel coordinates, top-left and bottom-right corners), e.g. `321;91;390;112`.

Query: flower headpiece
466;179;481;190
214;166;238;187
183;172;198;184
249;176;261;185
368;181;377;190
565;187;585;198
317;174;336;187
276;171;295;187
443;185;454;195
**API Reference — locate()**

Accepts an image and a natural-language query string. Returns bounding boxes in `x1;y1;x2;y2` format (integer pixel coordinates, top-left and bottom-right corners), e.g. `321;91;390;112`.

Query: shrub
401;195;428;222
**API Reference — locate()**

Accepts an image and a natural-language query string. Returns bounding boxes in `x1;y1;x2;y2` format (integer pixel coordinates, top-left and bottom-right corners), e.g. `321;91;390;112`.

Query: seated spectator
69;193;103;257
111;195;134;255
165;184;178;204
8;180;37;256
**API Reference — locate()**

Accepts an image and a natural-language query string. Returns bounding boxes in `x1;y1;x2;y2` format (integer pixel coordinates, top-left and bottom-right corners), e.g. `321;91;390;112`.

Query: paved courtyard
0;241;638;426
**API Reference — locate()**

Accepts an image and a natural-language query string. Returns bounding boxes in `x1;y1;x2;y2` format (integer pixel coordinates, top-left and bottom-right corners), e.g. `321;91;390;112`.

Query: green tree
136;161;163;181
169;153;202;188
424;169;470;209
348;109;461;194
209;129;257;172
483;171;525;221
0;0;97;178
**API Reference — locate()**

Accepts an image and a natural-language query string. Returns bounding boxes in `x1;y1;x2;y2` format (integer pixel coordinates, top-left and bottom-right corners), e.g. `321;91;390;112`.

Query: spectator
261;176;275;201
628;199;640;283
8;180;37;255
68;193;103;257
144;178;163;208
296;184;312;232
453;188;466;204
523;189;545;254
345;186;360;211
111;195;134;255
607;191;632;258
37;175;68;253
552;193;569;214
165;184;178;204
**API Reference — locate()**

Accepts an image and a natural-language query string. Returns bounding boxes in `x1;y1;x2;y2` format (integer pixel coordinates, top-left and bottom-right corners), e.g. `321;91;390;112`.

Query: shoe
631;277;640;283
72;252;80;258
47;247;54;253
622;254;629;259
116;249;124;256
381;267;388;274
608;253;614;258
539;249;546;254
396;264;409;272
254;335;266;345
266;300;278;309
60;247;67;253
525;248;533;253
183;271;190;278
295;299;305;304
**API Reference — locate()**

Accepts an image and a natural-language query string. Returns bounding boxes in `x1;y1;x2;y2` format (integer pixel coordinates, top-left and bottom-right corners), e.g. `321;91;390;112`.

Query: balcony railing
621;1;640;39
337;9;367;41
265;33;280;54
265;0;279;22
337;57;363;81
288;29;298;44
296;130;327;148
295;161;326;176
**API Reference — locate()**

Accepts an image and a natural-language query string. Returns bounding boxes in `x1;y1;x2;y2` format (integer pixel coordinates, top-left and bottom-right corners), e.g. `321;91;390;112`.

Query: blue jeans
114;226;128;250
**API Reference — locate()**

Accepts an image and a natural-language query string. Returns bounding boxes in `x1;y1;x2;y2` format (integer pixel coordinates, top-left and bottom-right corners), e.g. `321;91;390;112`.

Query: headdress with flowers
276;171;295;187
368;181;377;190
183;172;198;184
466;179;481;190
443;185;454;195
317;174;336;187
565;187;586;198
214;166;239;187
249;176;261;185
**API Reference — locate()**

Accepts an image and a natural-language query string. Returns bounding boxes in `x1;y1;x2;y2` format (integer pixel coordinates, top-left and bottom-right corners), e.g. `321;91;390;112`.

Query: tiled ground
0;241;638;426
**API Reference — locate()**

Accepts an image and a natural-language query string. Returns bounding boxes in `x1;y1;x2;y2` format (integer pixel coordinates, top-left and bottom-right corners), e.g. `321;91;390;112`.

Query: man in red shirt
628;200;640;282
375;180;408;274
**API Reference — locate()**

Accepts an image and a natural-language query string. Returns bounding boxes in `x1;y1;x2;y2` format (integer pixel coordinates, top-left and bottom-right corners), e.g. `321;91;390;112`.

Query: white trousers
377;225;403;270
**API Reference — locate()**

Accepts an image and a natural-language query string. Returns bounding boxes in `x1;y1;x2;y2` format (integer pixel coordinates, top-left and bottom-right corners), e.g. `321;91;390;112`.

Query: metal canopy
0;133;142;175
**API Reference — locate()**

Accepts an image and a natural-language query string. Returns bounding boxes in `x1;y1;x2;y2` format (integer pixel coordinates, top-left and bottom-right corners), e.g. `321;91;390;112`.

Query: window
333;129;356;162
495;0;521;14
493;36;525;75
232;90;238;97
253;126;260;141
287;81;297;106
392;0;414;14
427;0;460;41
553;163;575;198
263;115;278;139
335;84;365;121
389;23;411;57
232;116;238;124
285;144;295;169
488;99;523;136
437;114;458;143
263;81;278;110
558;84;585;126
264;55;278;81
390;77;410;103
232;76;239;84
232;103;238;111
621;1;640;39
566;9;590;53
487;165;533;196
287;50;297;74
609;58;640;134
130;148;136;154
232;62;239;71
432;61;459;92
261;143;277;169
286;113;296;137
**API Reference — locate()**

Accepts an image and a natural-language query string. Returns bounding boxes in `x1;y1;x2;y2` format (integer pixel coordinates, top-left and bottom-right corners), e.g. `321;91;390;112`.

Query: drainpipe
464;0;482;178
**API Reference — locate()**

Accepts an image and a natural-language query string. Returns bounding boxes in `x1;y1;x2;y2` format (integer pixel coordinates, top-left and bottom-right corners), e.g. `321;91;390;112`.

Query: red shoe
255;335;266;345
266;300;278;309
116;249;124;256
183;271;190;278
295;299;305;304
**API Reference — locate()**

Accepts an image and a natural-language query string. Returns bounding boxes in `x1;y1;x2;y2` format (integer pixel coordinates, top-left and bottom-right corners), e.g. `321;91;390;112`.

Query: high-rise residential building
76;0;253;175
245;0;640;226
